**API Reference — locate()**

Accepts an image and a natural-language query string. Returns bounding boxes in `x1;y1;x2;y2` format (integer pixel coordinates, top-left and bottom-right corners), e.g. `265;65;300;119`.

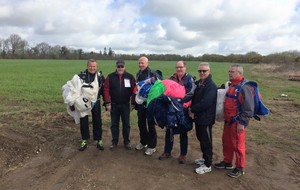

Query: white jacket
62;73;99;124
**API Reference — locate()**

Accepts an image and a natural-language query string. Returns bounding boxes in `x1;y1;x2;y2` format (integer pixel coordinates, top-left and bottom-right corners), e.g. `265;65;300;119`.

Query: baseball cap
116;60;125;67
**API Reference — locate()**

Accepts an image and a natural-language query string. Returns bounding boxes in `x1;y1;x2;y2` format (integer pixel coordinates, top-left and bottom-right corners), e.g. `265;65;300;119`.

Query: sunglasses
117;65;124;68
198;70;208;73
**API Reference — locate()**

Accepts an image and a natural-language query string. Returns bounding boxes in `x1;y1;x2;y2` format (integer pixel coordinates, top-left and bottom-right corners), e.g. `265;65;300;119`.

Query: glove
70;105;75;111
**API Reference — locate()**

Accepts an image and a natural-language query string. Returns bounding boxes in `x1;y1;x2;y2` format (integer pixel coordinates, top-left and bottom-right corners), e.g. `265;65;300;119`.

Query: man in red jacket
103;60;136;150
214;64;254;178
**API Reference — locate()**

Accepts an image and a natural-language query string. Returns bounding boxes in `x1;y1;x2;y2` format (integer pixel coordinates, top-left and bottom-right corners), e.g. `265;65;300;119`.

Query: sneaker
227;168;245;178
158;152;171;160
96;140;104;150
195;165;212;174
79;140;88;151
144;148;156;156
195;158;205;165
178;155;186;164
135;143;147;150
124;143;132;150
214;161;234;170
110;144;117;150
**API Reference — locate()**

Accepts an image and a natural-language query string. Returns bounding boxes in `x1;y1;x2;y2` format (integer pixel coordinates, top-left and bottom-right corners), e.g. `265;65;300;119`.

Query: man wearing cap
103;60;136;150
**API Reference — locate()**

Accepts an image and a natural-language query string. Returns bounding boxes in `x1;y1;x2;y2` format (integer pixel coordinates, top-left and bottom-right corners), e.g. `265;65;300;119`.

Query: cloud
0;0;300;56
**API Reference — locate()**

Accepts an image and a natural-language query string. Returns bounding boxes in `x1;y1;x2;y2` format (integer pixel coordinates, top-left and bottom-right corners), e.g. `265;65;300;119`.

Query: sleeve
103;75;111;105
182;76;196;103
130;75;137;105
238;84;254;126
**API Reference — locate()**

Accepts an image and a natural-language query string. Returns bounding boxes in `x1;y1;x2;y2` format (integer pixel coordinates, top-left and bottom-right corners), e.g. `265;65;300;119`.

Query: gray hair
231;64;243;74
87;59;97;66
199;62;210;69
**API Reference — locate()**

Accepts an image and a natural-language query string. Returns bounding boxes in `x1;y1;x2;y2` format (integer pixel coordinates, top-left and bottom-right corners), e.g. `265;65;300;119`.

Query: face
198;64;210;80
175;61;186;78
138;57;148;71
228;66;241;80
87;61;97;74
116;64;125;74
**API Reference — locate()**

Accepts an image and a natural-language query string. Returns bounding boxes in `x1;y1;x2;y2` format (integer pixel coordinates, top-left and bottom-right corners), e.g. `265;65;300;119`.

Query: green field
0;59;299;113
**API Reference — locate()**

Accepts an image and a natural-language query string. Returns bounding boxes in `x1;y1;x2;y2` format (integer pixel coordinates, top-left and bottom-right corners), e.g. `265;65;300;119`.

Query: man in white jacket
62;59;105;151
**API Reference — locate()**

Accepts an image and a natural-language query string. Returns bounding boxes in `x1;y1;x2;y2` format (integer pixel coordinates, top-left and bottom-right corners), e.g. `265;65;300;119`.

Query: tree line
1;34;300;63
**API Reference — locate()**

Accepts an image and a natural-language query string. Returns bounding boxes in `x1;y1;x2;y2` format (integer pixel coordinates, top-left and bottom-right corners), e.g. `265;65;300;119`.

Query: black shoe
227;168;245;178
214;161;234;170
96;140;104;150
79;140;88;151
124;143;132;150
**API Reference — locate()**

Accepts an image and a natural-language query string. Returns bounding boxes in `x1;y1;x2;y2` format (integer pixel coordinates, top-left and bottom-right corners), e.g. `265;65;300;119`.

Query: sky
1;0;300;56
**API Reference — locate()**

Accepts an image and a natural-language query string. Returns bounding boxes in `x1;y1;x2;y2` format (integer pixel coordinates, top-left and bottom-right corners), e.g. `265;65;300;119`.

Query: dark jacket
191;74;217;126
103;71;136;104
136;67;162;82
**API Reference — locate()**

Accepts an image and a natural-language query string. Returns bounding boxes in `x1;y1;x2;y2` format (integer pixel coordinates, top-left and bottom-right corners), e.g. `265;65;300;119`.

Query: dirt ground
1;65;300;190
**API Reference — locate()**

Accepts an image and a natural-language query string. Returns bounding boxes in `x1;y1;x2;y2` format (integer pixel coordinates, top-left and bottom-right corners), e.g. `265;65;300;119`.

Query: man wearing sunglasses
103;60;136;150
189;62;217;174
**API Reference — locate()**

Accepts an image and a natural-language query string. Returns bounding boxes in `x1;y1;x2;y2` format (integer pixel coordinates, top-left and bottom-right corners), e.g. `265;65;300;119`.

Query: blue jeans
164;127;188;156
110;103;131;145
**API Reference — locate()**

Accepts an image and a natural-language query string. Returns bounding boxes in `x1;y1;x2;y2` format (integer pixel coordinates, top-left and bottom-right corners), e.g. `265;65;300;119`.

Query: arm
103;76;111;105
182;76;196;103
238;84;254;126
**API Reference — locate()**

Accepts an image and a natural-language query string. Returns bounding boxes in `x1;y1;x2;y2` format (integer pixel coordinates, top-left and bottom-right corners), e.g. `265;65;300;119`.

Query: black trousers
137;104;157;148
195;125;213;167
80;100;102;141
110;103;131;145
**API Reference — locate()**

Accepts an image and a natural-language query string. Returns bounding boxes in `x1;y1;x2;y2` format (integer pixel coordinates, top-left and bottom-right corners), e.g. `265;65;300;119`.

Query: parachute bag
236;80;270;121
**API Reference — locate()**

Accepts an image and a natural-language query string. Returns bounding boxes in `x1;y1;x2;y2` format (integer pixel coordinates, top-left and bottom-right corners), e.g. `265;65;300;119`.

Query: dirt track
0;98;300;190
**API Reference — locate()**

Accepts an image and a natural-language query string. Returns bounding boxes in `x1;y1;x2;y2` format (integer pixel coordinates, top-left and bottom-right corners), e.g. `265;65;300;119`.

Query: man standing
158;61;195;164
63;59;105;151
190;62;217;174
135;56;162;156
214;64;254;178
103;60;136;150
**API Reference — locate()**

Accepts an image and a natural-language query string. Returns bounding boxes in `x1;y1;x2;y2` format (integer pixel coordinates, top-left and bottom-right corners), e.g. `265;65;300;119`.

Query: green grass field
0;59;299;113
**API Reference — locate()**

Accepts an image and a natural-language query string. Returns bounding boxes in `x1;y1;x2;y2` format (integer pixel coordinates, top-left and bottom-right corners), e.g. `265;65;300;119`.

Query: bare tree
35;42;51;58
5;34;28;58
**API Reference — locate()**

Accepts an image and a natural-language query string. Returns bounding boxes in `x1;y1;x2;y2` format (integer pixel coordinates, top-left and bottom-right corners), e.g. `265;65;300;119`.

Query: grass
0;59;299;112
0;59;299;154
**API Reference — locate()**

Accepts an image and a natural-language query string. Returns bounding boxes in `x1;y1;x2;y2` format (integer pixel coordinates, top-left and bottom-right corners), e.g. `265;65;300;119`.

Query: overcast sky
1;0;300;56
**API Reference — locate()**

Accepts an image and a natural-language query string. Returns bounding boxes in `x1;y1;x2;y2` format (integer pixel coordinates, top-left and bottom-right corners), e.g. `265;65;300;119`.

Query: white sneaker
195;158;205;165
135;143;147;150
144;148;156;156
195;165;212;174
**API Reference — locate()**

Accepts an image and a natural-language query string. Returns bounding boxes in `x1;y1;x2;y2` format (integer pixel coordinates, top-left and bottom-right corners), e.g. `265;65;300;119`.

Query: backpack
229;80;269;122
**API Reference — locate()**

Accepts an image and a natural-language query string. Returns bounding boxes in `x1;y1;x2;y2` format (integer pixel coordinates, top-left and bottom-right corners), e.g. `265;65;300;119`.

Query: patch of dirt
0;99;300;190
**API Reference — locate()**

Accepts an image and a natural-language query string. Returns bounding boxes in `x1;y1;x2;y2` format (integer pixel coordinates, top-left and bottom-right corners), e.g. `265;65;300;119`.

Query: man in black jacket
190;62;217;174
103;60;136;150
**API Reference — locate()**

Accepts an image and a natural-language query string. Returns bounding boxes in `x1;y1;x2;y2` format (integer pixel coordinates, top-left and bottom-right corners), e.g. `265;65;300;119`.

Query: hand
131;104;135;111
237;123;245;133
188;109;194;119
106;105;111;111
70;105;75;111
